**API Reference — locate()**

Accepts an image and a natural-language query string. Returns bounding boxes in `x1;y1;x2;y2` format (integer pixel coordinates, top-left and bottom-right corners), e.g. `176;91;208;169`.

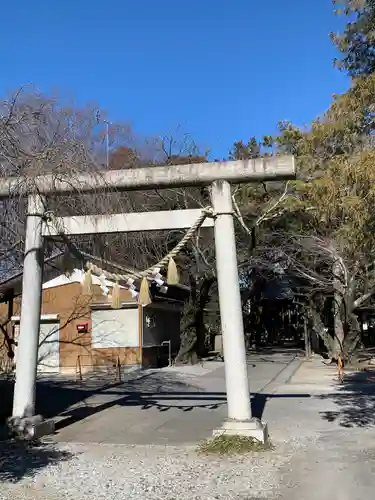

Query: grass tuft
197;434;273;456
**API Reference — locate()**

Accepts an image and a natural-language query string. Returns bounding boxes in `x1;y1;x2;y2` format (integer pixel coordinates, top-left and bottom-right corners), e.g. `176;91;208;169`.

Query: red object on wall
77;323;89;333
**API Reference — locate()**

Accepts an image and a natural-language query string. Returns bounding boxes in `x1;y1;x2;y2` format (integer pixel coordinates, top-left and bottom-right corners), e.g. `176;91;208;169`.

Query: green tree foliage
332;0;375;77
231;73;375;358
229;137;260;160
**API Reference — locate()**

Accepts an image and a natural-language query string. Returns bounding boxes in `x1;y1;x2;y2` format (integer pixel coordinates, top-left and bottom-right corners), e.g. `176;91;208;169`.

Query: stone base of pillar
7;415;55;440
212;418;269;444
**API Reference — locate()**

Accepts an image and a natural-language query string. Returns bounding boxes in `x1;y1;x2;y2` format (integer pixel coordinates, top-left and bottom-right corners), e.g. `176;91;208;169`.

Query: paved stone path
52;352;300;445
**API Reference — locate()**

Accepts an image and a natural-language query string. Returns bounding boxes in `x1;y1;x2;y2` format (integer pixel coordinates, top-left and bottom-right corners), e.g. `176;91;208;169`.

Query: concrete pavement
52;352;301;445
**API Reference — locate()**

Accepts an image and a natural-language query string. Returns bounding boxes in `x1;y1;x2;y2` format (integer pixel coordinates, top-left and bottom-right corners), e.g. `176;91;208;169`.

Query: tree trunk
175;273;216;364
303;315;311;358
309;291;361;363
342;310;361;362
332;260;345;359
308;303;334;356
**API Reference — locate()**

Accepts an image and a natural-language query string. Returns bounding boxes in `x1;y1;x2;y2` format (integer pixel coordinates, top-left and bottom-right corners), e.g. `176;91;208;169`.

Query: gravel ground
0;441;295;500
2;433;375;500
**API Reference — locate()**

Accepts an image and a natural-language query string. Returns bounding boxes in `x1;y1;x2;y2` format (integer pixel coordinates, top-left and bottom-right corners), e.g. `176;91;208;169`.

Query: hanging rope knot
85;261;94;272
43;210;68;237
202;206;216;218
43;210;54;223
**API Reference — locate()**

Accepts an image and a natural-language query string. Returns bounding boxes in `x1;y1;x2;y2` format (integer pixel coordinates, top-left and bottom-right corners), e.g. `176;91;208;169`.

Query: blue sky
0;0;348;159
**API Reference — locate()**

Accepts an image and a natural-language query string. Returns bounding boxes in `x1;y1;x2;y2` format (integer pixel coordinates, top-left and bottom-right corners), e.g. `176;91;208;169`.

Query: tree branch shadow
0;440;73;483
1;371;214;429
318;369;375;428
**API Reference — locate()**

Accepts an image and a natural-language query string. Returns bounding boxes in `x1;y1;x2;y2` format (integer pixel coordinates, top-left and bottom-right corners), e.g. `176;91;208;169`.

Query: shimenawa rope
44;207;215;301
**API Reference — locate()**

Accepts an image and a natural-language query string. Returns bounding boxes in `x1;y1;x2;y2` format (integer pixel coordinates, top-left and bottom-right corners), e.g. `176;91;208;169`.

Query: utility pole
96;111;110;168
105;120;109;169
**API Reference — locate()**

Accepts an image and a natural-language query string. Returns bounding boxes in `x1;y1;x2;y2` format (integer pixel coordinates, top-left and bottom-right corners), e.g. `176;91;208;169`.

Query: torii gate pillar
210;180;266;441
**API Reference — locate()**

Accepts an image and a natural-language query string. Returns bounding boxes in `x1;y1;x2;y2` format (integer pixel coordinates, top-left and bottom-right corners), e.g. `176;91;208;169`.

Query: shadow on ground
318;369;375;428
1;371;310;434
0;440;73;483
0;372;199;426
53;390;310;431
247;347;304;357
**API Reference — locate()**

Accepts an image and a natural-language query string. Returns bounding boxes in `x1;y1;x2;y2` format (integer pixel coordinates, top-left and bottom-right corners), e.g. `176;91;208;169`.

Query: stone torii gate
0;156;295;441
